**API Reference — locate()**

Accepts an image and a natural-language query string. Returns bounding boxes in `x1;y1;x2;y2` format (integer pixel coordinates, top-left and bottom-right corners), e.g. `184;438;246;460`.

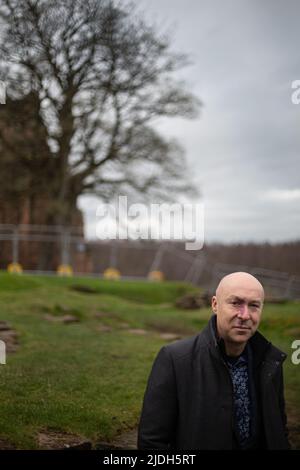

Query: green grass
0;272;299;449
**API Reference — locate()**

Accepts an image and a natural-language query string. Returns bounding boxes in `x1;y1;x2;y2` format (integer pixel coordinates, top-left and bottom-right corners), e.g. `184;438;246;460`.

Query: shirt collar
210;314;249;364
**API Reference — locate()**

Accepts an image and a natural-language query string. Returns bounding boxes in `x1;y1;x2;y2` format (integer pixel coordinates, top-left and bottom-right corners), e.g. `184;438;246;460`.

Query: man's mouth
232;326;251;330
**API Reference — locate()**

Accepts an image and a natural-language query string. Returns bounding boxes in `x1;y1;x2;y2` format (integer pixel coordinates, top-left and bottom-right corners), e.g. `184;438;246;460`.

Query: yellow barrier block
148;270;164;281
57;264;73;276
103;268;121;280
7;262;23;274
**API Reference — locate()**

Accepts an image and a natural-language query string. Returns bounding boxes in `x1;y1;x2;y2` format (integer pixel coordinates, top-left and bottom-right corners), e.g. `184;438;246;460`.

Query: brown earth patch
97;325;113;333
145;319;194;337
44;314;79;324
0;321;19;353
175;291;211;309
0;437;16;449
117;322;130;329
70;285;99;294
127;328;148;335
97;428;137;450
37;429;92;450
158;332;181;341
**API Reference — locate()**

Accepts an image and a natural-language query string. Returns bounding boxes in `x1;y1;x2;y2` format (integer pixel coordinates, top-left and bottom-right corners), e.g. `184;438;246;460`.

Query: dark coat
137;316;290;450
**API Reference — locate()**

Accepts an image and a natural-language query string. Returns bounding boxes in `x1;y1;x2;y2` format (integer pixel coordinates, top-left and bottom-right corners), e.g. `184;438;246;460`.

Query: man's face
212;285;264;345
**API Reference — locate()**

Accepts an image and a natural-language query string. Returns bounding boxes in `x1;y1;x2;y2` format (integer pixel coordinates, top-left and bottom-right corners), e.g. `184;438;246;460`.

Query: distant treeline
1;238;299;284
203;241;300;276
86;240;300;282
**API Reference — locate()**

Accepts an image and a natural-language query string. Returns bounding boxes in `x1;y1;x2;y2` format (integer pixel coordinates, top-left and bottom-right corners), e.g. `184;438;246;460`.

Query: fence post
12;226;19;264
0;340;6;365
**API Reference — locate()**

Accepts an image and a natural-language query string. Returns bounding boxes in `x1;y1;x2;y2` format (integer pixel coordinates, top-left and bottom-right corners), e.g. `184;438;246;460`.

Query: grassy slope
0;272;299;449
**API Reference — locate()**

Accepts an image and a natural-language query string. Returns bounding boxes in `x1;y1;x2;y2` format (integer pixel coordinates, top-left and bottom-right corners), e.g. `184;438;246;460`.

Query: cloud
263;189;300;202
80;0;300;243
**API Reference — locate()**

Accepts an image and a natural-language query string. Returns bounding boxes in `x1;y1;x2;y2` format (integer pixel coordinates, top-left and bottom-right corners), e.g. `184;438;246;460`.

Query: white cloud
263;189;300;201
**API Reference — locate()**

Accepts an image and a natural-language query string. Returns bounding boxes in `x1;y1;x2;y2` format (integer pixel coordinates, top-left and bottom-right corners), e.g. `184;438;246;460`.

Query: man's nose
237;304;250;319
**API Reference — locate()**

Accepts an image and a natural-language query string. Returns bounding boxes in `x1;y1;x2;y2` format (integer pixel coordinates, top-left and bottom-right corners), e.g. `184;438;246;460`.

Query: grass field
0;272;299;449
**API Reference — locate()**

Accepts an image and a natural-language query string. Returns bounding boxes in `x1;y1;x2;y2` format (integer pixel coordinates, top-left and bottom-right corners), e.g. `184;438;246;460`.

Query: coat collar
201;314;287;367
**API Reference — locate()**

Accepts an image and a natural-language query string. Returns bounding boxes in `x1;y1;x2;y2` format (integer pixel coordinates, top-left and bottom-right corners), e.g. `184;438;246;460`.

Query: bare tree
0;0;201;225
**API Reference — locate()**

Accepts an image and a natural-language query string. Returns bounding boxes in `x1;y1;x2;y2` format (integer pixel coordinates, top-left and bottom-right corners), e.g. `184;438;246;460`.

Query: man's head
211;272;264;348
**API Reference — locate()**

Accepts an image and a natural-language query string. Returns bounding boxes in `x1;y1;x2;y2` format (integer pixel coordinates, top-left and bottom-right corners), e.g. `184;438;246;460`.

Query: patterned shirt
226;352;251;444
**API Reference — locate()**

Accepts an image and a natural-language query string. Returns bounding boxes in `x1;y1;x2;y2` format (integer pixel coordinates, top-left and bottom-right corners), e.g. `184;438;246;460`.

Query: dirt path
97;428;138;450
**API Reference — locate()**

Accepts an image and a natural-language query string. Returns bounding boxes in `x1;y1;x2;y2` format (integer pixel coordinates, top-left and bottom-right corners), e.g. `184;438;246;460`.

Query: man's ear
211;295;218;314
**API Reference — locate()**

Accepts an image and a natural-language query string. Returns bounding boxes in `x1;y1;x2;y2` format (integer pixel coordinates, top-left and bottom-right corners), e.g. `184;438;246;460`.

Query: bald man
138;272;290;450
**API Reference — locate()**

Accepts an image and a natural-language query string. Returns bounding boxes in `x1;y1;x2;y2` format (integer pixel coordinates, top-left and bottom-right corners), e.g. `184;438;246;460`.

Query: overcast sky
79;0;300;243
